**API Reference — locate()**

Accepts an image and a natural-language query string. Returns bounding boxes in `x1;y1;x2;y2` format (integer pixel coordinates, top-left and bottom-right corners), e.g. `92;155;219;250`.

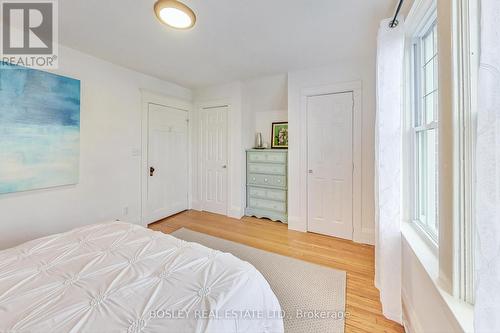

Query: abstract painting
0;62;81;194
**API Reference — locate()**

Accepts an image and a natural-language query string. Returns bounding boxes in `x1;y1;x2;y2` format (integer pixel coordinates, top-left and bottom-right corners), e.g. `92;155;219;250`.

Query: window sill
401;223;474;333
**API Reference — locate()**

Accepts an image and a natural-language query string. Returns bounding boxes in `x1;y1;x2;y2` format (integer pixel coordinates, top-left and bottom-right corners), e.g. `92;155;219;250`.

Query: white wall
192;74;289;218
243;74;288;148
0;45;191;250
255;110;288;148
401;237;466;333
287;57;376;244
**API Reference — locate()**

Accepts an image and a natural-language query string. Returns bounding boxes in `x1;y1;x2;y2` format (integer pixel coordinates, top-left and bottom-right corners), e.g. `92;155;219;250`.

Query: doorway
141;92;191;225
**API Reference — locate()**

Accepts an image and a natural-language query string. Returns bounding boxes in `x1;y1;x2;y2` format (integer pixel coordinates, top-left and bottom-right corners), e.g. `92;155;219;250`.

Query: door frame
198;101;231;217
300;81;363;242
140;90;192;226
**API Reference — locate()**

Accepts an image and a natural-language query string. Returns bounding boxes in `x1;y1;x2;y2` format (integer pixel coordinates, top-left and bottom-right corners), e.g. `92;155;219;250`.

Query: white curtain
475;0;500;332
375;18;404;324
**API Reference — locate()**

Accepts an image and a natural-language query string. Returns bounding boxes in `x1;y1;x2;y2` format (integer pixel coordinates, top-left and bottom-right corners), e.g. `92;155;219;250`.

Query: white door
145;103;188;223
307;92;354;240
201;106;228;215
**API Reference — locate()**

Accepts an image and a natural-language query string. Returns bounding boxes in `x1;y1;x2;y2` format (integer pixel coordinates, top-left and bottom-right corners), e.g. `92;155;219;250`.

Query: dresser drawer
248;173;286;188
248;187;287;202
247;163;286;175
247;151;287;164
248;197;286;213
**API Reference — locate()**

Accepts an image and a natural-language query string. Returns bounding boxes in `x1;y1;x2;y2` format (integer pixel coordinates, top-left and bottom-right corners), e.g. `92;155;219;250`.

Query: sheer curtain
475;0;500;332
374;18;404;323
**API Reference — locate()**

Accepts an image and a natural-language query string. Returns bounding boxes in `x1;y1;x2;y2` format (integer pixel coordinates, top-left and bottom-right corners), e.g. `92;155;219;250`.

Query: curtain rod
389;0;404;28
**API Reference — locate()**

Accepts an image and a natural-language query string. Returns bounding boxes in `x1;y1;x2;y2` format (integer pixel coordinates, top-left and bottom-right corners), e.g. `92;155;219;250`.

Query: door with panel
307;92;354;240
201;106;228;215
145;103;189;224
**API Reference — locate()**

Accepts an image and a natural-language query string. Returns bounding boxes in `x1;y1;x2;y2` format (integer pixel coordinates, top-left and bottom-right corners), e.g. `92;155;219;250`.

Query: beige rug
171;228;346;333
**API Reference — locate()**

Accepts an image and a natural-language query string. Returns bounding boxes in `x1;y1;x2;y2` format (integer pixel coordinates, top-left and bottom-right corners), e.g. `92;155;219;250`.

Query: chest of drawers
245;149;288;223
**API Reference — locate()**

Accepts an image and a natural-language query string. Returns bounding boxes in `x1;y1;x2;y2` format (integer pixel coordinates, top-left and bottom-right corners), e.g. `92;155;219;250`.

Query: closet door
201;106;228;215
307;92;354;240
145;103;188;223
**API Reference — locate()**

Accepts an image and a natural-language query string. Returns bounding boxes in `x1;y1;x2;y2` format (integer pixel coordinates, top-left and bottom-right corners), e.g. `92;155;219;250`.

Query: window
405;0;477;311
411;17;439;243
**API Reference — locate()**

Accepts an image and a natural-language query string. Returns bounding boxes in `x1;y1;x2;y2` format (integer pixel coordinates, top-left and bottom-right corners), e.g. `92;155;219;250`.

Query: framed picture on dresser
271;122;288;149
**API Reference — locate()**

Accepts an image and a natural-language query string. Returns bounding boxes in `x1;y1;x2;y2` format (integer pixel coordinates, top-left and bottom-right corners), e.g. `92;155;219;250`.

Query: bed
0;221;284;333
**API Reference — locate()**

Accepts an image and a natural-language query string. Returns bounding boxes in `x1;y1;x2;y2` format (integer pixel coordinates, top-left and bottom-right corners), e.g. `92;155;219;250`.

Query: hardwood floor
149;210;404;333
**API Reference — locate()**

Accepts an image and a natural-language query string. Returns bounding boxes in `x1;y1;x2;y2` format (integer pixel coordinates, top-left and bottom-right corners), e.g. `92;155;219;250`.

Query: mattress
0;222;284;333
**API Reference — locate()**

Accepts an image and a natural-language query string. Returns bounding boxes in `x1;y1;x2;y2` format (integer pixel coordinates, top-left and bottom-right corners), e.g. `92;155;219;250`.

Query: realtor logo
1;0;58;68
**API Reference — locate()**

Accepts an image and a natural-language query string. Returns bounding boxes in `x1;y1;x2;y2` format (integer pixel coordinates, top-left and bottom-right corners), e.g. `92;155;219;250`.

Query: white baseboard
402;291;424;333
353;230;375;245
228;206;243;219
190;201;202;211
287;215;307;232
287;216;374;245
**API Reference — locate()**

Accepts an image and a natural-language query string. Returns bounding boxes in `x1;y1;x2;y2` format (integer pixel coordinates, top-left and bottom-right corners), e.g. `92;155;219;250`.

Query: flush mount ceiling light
154;0;196;30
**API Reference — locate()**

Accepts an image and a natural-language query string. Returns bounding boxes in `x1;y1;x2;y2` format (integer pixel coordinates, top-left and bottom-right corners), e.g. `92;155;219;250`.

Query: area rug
171;228;346;333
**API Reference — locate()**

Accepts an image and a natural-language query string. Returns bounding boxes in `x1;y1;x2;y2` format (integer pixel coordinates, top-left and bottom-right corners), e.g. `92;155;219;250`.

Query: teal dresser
245;149;288;223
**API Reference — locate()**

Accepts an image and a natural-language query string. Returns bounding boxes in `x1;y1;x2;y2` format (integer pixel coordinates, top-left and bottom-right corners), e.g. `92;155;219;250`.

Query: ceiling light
154;0;196;30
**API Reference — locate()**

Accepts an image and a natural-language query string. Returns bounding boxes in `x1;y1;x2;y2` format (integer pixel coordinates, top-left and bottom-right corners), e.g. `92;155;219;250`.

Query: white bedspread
0;222;284;333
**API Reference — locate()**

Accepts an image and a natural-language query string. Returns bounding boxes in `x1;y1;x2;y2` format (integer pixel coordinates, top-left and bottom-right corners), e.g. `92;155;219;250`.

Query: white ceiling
59;0;395;88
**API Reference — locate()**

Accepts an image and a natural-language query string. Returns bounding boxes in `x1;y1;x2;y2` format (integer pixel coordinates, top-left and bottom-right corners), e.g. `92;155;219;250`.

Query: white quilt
0;222;284;333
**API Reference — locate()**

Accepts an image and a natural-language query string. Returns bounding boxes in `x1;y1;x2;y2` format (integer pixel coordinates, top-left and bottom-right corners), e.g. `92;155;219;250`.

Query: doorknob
150;167;155;176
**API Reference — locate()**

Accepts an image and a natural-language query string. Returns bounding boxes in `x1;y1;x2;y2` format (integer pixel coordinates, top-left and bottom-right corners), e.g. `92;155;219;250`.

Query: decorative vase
255;132;263;148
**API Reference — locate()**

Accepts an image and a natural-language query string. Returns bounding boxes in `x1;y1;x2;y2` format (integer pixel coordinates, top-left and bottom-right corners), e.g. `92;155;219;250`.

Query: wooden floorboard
149;210;405;333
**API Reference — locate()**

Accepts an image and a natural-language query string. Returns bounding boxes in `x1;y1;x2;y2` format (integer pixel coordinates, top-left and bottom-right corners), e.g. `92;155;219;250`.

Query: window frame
453;0;478;305
404;0;477;306
409;10;440;246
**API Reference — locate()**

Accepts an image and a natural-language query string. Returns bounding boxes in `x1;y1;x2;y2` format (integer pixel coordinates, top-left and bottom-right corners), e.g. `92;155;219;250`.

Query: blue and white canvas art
0;62;81;194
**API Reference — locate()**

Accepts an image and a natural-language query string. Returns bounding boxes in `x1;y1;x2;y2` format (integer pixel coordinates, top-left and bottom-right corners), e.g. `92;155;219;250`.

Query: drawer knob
277;179;281;183
264;178;268;182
